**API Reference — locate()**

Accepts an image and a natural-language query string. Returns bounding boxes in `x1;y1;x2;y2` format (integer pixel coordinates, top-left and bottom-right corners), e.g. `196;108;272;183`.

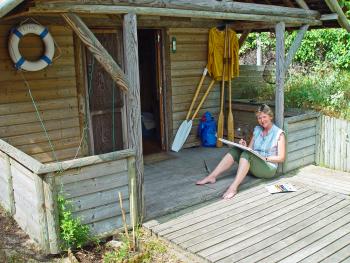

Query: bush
58;194;91;250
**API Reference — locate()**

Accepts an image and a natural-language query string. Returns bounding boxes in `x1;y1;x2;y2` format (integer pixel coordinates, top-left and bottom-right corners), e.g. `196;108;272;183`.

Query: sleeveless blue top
252;124;284;168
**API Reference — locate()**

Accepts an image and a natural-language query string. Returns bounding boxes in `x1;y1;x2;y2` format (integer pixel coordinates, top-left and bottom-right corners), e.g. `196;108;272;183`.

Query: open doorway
138;29;165;155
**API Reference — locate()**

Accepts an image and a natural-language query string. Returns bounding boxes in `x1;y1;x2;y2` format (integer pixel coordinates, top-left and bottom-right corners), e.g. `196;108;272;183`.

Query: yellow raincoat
207;27;240;81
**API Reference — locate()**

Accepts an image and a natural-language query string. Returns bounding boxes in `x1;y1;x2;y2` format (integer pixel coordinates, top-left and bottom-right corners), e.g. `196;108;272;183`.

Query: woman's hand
239;139;247;146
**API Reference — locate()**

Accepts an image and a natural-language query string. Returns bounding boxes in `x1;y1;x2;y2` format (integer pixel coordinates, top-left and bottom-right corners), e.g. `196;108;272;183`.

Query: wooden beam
295;0;310;10
123;13;144;221
284;24;309;71
31;4;322;26
320;13;338;21
34;1;320;19
238;30;252;48
61;13;129;92
275;21;285;129
325;0;350;32
0;0;24;18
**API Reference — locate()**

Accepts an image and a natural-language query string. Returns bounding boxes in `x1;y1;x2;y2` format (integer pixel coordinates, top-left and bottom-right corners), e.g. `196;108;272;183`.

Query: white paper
265;183;297;194
219;138;266;161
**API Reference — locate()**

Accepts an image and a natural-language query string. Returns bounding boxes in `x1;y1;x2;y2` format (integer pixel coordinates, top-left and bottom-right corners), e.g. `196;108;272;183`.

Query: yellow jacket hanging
207;27;240;81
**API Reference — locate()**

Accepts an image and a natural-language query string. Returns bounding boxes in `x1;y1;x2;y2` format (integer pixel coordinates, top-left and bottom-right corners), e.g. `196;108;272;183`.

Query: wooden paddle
227;29;234;141
216;25;228;148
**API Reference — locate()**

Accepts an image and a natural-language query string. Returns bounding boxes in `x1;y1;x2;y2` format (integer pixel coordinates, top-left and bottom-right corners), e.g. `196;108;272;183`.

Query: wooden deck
144;165;350;263
144;147;262;220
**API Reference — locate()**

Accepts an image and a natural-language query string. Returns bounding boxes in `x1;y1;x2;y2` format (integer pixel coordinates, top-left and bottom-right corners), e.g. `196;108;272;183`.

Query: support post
123;13;144;220
275;21;285;129
62;12;129;92
0;152;15;215
43;173;60;254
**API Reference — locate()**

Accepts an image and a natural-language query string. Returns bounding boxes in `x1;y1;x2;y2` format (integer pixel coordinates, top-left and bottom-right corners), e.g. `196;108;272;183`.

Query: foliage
240;28;350;69
256;65;350;120
339;0;350;17
103;234;131;263
58;194;91;250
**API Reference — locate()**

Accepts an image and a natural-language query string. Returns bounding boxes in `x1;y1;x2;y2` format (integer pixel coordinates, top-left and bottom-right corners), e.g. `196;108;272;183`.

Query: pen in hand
239;139;247;146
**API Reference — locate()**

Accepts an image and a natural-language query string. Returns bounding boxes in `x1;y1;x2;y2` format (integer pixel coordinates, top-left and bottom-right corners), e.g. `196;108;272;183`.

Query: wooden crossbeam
34;0;320;19
61;12;129;92
31;4;322;26
284;24;309;71
325;0;350;32
295;0;310;10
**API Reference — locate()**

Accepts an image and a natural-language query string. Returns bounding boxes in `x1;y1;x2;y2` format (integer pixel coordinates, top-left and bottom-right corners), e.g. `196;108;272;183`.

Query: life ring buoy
8;23;55;71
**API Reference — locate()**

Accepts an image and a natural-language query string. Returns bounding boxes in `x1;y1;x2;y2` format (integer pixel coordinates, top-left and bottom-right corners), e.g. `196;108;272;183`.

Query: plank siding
283;113;319;173
168;28;269;148
0;23;81;163
55;159;131;235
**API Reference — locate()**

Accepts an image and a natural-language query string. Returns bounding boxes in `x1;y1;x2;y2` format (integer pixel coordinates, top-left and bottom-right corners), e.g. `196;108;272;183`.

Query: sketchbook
218;138;266;161
265;183;297;194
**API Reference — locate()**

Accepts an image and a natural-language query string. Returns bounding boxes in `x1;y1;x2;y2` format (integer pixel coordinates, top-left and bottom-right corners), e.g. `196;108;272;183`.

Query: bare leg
223;157;250;199
196;153;235;185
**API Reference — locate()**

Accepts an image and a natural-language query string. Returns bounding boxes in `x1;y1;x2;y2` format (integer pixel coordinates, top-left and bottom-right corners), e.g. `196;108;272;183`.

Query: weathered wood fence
0;139;137;254
283;112;320;173
316;115;350;173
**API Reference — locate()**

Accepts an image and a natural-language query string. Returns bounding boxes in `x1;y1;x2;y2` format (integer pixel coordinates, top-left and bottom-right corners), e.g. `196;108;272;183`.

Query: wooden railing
0;138;136;254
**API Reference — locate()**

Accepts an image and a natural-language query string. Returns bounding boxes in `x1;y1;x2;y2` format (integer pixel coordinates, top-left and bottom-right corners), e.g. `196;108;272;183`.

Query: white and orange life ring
8;23;55;71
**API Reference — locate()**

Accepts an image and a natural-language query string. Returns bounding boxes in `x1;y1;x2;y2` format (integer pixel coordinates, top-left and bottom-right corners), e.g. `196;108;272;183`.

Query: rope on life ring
8;23;55;72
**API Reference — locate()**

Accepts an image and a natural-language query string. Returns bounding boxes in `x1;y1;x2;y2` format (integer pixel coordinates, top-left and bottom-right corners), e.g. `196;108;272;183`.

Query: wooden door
85;32;124;154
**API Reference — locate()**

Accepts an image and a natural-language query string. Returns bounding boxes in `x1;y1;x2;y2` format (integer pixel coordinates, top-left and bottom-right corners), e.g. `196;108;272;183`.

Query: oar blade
171;120;188;152
171;120;193;152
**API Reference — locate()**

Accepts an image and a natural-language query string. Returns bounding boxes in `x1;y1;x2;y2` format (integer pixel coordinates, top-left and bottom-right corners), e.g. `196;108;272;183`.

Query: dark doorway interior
138;29;164;155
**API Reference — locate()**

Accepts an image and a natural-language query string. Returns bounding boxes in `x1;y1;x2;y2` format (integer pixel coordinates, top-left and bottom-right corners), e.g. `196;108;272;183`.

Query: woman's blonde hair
256;104;274;118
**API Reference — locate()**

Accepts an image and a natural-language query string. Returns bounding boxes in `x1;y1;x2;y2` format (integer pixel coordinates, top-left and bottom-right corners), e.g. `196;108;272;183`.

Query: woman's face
257;112;273;129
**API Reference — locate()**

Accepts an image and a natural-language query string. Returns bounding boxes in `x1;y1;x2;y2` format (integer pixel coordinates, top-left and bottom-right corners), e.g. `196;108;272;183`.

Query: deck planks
145;164;350;263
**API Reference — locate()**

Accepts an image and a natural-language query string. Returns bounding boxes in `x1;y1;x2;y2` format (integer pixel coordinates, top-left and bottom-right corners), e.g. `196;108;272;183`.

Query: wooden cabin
0;0;349;253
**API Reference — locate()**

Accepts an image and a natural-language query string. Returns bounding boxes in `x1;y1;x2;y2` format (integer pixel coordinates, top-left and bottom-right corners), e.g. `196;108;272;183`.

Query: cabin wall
167;28;268;148
0;22;83;163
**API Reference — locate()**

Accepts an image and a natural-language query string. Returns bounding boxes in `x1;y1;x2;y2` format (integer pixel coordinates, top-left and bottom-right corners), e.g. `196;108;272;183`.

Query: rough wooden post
0;152;15;215
33;174;50;252
282;119;289;174
123;13;144;220
275;21;285;129
128;156;138;226
315;114;323;166
43;173;60;254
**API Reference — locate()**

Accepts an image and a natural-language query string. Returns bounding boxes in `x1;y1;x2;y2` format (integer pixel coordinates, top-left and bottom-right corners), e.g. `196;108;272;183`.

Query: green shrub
58;194;91;250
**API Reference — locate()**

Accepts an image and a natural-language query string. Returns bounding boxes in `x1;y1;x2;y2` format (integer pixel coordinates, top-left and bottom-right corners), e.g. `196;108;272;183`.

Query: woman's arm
266;133;286;163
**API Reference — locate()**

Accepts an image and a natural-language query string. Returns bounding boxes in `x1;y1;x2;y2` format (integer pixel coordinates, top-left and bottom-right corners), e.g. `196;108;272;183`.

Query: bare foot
196;176;216;185
223;186;237;199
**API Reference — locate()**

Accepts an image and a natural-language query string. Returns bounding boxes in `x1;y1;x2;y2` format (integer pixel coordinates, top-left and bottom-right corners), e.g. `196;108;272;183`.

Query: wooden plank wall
318;115;350;173
283;114;318;173
0;151;14;213
0;23;82;163
168;27;268;148
9;158;47;248
55;159;130;236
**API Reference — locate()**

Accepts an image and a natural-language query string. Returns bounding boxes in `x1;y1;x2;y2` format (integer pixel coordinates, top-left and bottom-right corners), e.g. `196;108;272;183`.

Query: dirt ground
0;206;185;263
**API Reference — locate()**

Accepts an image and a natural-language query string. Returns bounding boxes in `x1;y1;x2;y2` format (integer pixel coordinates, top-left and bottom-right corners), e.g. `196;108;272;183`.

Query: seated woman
196;104;286;199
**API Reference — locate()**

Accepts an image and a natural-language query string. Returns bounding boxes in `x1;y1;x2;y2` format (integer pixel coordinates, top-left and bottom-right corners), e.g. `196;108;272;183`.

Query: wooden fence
0;139;137;254
283;112;320;173
317;115;350;173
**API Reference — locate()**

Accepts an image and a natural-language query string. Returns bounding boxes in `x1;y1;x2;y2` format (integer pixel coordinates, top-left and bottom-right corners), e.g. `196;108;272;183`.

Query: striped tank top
252;124;284;168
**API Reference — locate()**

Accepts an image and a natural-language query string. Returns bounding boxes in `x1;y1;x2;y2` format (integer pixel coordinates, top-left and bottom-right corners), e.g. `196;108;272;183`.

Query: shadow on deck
144;147;262;220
